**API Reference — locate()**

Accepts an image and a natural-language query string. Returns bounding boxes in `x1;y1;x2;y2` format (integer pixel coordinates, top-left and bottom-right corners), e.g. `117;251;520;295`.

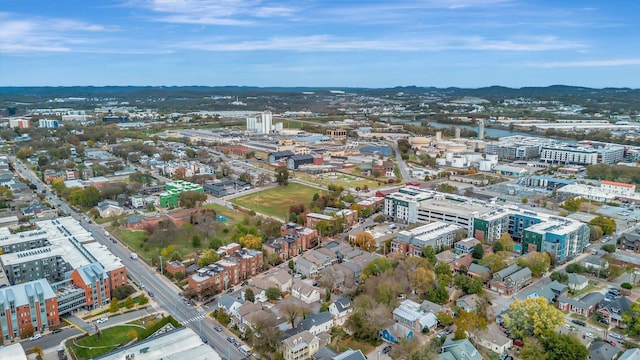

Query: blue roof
294;135;331;143
360;145;392;156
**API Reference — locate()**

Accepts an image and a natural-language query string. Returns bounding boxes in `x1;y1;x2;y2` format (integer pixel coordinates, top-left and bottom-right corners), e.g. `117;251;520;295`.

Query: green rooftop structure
159;180;204;208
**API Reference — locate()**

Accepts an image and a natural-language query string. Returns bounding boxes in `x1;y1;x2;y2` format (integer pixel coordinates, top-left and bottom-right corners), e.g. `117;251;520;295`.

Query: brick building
0;279;59;340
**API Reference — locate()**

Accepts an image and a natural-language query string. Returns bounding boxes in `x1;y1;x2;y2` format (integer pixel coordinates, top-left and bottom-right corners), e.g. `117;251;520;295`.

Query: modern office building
0;279;59;340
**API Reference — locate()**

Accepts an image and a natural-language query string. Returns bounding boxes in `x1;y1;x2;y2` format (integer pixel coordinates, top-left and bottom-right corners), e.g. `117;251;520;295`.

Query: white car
585;332;596;339
96;317;108;324
30;334;42;341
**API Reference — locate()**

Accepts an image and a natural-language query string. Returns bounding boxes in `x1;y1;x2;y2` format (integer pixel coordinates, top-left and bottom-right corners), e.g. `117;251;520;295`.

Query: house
292;281;321;304
598;296;632;326
589;341;619;360
380;323;414;344
584;255;609;272
295;257;319;278
235;302;262;329
420;300;453;316
438;338;483;360
332;349;367;360
619;348;640;360
298;312;333;335
456;294;481;313
392;299;438;332
454;238;481;254
568;273;589;291
96;201;124;218
492;264;520;282
165;260;185;277
619;232;640;252
515;279;567;303
473;324;513;354
218;294;244;318
556;292;603;317
282;330;320;360
467;263;491;282
329;297;353;326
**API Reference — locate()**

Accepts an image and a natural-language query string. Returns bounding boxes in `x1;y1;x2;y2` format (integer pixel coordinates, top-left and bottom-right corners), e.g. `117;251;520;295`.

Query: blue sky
1;0;639;88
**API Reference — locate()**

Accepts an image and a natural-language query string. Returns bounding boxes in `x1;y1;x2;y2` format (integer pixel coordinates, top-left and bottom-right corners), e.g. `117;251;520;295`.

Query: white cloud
529;59;640;68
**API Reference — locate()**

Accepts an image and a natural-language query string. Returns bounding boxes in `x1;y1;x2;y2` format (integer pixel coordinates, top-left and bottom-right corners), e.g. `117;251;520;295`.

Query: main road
10;157;246;360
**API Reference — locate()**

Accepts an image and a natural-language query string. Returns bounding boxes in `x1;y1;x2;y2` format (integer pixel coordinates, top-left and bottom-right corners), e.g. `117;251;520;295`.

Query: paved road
11;157;246;360
387;140;413;181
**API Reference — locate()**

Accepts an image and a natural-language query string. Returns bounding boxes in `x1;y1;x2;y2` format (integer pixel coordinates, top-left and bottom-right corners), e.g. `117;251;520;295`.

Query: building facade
0;279;59;340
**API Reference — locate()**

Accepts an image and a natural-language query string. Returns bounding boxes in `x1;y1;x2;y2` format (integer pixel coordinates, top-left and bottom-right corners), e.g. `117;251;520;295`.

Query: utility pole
159;255;164;275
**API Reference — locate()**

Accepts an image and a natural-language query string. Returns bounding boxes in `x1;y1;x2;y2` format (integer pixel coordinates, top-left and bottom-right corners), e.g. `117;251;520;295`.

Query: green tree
562;198;581;212
124;296;135;309
361;258;393;279
422;245;437;265
471;244;484;259
109;299;120;313
497;233;515;252
601;244;616;253
622;301;640;335
266;287;281;301
275;166;290;186
288;259;294;270
436;311;454;326
483;253;507;273
504;297;564;339
138;293;149;305
245;288;255;302
566;263;586;273
550;271;569;284
197;249;220;268
518;252;551;277
540;332;588;360
589;225;604;241
453;274;483;295
191;235;202;249
521;338;548;360
589;216;616;235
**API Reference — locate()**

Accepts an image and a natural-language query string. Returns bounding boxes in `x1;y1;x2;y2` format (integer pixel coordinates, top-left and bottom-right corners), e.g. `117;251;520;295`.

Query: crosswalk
181;315;207;325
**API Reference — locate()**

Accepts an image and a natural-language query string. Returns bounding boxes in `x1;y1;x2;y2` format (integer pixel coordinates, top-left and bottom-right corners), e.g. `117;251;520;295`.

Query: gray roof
600;296;632;315
218;294;243;311
589;341;619;360
568;273;588;285
333;297;352;313
333;349;367;360
494;264;520;279
0;279;55;308
76;263;108;286
505;267;532;283
299;312;332;331
558;292;604;311
313;347;338;360
440;338;483;360
619;348;640;360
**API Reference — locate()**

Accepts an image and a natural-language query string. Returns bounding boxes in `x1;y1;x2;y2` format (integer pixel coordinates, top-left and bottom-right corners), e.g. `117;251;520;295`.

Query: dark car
572;319;586;327
226;288;234;294
382;345;392;354
52;329;63;334
147;291;155;298
201;336;208;344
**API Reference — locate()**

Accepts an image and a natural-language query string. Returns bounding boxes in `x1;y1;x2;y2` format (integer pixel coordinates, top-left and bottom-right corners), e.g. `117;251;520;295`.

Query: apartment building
0;279;59;340
392;221;462;257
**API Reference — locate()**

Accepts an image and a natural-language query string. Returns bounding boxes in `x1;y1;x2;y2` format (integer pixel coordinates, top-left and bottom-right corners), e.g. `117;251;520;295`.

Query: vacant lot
231;183;321;220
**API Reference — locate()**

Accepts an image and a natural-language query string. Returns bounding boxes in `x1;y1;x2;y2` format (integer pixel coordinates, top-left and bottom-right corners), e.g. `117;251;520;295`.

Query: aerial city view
1;1;639;360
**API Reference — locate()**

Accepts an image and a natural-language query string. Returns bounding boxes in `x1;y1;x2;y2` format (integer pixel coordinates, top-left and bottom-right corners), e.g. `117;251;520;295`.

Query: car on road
572;320;586;327
226;288;234;294
382;345;392;354
585;332;596;339
215;325;223;332
52;328;63;334
604;339;617;346
147;291;154;297
609;332;623;341
96;317;108;324
201;336;208;344
227;336;235;343
30;334;42;341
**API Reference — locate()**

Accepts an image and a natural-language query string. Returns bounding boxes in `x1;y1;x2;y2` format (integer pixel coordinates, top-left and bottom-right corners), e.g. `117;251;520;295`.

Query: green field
231;183;322;220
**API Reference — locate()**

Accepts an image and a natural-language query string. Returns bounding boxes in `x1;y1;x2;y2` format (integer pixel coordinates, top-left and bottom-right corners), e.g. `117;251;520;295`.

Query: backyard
231;182;322;220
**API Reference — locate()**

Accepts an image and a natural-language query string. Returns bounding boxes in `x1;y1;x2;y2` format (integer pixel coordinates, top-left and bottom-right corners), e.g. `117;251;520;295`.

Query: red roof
601;180;634;188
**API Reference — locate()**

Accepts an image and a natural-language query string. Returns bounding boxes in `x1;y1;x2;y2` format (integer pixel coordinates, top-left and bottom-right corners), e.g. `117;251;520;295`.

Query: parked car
604;339;617;346
585;332;596;339
52;329;62;334
96;317;108;324
147;290;154;297
572;320;586;327
382;345;392;354
30;334;42;341
201;336;208;344
215;325;223;332
227;336;235;343
609;332;623;341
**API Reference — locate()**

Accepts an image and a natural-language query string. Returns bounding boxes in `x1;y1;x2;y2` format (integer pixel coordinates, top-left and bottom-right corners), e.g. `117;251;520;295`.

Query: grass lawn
570;282;601;298
331;337;377;355
95;214;129;225
311;172;383;190
231;183;322;220
70;325;145;359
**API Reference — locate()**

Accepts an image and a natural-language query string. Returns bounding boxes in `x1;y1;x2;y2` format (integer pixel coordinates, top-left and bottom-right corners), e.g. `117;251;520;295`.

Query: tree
33;345;44;360
503;297;564;339
497;233;515;252
453;274;483;295
550;271;569;284
252;315;283;360
179;191;207;208
410;266;435;295
454;310;487;338
426;280;450;304
436;311;454;326
124;296;135;309
173;167;187;180
354;232;375;251
622;301;640;336
266;287;281;301
589;225;604;241
275;166;290;186
16;147;34;160
197;249;219;268
540;332;588;360
521;338;548;360
589;216;616;235
471;244;484;259
138;293;149;305
601;244;616;253
288;259;294;270
373;214;386;223
361;258;393;279
239;233;263;250
21;324;35;339
566;263;586;273
245;288;255;302
191;234;202;249
622;282;633;290
521;197;528;204
562;198;581;212
422;245;437;265
109;299;120;313
518;252;551;277
483;253;508;273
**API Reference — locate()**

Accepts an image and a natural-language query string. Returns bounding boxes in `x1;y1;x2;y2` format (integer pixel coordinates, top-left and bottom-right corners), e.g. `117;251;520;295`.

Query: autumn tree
179;190;207;208
127;329;138;341
483;253;508;273
437;311;454;326
173;166;187;180
454;310;487;338
124;295;135;309
252;315;283;360
521;338;548;360
275;166;290;186
622;301;640;335
197;249;220;268
540;332;588;360
497;233;515;252
354;232;375;251
589;216;616;235
109;299;120;313
410;266;435;296
239;234;263;250
503;297;564;339
518;252;551;277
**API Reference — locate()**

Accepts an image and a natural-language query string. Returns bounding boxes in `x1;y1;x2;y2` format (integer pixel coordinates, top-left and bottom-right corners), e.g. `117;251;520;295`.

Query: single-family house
96;200;124;218
568;273;589;291
329;297;353;326
282;330;320;360
332;349;367;360
467;263;491;283
515;279;567;303
589;341;619;360
298;312;333;335
473;324;513;354
420;300;454;316
218;294;244;318
619;348;640;360
292;281;321;304
454;238;481;254
456;294;481;313
392;299;438;332
438;338;483;360
598;296;632;326
556;292;603;317
295;257;320;278
619;233;640;253
380;323;414;344
235;302;262;328
584;255;609;272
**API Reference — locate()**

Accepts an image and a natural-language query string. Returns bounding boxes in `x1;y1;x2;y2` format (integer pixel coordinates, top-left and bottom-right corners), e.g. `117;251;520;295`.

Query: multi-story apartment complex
159;180;204;208
0;279;59;340
0;217;126;291
383;187;491;233
392;221;462;257
263;224;318;261
187;243;263;299
484;135;551;161
540;144;599;165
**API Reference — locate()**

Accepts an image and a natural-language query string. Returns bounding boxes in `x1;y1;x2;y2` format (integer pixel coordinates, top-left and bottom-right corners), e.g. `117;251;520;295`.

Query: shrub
621;282;633;290
112;285;136;300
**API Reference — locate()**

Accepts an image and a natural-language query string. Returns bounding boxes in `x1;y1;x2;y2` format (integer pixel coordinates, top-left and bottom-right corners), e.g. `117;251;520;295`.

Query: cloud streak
529;59;640;68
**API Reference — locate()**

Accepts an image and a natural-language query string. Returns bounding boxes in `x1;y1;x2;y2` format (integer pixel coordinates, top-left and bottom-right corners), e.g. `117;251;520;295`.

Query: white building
246;111;273;134
540;144;598;165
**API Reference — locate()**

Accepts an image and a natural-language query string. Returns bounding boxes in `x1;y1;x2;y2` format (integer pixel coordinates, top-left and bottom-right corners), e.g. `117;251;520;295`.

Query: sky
1;0;639;88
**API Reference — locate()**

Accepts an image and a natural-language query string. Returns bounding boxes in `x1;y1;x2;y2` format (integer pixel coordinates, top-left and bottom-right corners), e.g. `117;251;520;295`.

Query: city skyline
1;0;639;88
